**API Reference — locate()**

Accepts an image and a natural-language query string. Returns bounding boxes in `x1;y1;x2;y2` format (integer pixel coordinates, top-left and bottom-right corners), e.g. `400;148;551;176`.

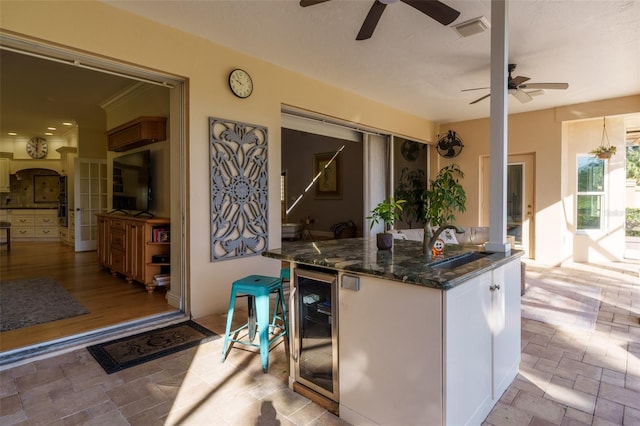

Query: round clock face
26;137;48;159
229;69;253;98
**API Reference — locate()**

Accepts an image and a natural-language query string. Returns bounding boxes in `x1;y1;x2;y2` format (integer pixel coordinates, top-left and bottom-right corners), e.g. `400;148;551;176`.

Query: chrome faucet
423;224;466;257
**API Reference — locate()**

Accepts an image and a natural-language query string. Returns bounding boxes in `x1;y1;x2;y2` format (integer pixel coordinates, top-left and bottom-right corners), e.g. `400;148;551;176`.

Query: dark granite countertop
263;238;523;290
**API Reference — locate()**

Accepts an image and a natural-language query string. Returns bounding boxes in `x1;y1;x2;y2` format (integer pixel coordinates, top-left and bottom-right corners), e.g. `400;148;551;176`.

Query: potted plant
394;167;426;229
422;164;467;254
590;145;616;159
367;197;406;250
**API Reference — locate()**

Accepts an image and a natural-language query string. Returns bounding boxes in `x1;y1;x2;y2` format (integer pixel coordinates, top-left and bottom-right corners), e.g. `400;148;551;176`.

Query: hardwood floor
0;241;177;352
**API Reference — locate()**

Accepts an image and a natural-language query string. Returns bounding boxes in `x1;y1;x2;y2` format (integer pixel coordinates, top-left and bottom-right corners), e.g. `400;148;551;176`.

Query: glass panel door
75;158;107;251
507;164;523;246
294;268;339;401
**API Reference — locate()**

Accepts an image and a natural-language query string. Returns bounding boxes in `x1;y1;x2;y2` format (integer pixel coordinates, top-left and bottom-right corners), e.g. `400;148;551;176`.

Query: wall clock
228;69;253;98
26;137;48;159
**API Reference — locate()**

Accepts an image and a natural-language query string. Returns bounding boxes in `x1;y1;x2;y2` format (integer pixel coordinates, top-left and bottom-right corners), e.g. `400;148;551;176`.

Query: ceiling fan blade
470;93;491;105
512;88;533;103
519;82;569;90
401;0;460;25
356;1;387;40
300;0;332;6
510;75;530;86
461;87;490;92
526;89;545;97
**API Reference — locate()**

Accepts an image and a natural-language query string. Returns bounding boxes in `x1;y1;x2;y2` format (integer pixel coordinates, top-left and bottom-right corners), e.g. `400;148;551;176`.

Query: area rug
0;277;90;332
521;276;602;331
87;321;219;374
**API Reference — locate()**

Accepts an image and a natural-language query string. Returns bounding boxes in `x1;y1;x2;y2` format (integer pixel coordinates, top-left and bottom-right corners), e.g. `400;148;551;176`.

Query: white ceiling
102;0;640;124
1;0;639;141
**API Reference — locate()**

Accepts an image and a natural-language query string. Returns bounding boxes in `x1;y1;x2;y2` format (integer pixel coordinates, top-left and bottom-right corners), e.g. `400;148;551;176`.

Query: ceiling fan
300;0;460;40
463;64;569;105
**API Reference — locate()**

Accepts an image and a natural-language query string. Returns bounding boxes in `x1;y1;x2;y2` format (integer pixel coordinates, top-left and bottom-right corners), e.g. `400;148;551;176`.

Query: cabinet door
127;221;145;282
0;158;10;192
444;271;493;426
96;216;109;267
492;261;521;400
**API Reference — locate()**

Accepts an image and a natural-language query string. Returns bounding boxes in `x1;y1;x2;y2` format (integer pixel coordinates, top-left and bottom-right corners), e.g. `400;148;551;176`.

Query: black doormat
87;321;219;374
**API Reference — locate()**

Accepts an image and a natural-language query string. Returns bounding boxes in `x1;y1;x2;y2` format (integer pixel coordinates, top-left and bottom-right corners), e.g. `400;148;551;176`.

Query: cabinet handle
43;230;50;234
43;218;50;222
490;284;501;291
289;286;299;362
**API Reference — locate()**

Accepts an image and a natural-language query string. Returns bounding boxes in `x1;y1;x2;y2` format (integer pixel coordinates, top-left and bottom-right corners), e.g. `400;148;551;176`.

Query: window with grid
577;155;606;231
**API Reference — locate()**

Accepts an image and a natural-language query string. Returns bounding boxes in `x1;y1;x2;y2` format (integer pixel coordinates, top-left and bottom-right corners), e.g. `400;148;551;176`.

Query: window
577;155;606;230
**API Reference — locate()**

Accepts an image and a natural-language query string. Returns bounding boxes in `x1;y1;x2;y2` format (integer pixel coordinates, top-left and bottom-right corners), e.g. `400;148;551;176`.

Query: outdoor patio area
0;260;638;425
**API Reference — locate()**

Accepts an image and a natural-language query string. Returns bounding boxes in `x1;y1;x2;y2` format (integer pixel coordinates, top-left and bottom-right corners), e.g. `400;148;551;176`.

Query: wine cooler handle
289;286;299;362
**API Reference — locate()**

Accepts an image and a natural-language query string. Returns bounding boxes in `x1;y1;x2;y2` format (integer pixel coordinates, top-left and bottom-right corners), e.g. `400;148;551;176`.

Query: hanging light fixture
590;117;616;159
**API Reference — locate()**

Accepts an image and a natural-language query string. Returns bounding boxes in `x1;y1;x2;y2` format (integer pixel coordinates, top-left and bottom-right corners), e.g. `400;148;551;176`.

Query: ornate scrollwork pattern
210;117;268;261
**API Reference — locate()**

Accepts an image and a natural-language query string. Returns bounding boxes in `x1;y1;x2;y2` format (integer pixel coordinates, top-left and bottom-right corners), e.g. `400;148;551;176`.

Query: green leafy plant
367;197;406;232
423;164;467;227
590;145;617;158
394;168;426;228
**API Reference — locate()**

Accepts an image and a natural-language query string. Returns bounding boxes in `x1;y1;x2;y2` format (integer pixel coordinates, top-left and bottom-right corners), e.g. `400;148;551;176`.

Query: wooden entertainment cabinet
97;214;170;293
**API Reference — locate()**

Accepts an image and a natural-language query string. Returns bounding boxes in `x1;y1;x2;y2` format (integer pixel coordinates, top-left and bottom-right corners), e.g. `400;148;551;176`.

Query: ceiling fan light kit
465;64;569;105
452;16;490;38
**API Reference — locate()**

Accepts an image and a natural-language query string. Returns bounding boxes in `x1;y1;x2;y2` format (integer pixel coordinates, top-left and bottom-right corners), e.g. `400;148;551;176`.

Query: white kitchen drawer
14;227;35;238
35;216;56;226
12;216;35;226
35;227;58;237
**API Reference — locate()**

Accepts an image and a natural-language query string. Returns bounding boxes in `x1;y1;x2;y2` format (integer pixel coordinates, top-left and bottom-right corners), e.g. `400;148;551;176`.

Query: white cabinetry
444;271;493;426
338;259;521;426
0;158;9;192
8;209;59;240
491;260;522;399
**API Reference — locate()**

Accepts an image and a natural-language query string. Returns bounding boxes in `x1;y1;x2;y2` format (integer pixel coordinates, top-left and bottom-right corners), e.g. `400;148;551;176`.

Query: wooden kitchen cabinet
106;116;167;152
96;214;170;293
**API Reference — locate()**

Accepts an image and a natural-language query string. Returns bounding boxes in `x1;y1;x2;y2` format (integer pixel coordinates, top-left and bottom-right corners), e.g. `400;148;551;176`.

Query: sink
429;251;490;270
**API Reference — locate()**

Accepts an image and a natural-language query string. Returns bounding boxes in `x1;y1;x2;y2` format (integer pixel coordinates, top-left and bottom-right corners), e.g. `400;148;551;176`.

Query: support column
485;0;511;253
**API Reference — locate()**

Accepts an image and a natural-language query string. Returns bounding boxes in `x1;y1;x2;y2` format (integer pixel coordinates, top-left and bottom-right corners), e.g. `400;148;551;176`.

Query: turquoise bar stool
221;275;289;373
280;266;290;282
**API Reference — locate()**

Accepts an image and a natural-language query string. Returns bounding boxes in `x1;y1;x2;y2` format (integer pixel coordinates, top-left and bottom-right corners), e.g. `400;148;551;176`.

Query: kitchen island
263;238;523;426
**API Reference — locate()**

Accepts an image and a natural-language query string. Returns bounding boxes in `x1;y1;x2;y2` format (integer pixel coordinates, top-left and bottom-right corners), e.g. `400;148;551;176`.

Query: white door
481;154;535;258
75;158;108;251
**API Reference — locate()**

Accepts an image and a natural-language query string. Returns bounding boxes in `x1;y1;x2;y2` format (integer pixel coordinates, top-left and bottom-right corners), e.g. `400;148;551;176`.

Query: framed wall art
314;151;342;199
33;175;60;203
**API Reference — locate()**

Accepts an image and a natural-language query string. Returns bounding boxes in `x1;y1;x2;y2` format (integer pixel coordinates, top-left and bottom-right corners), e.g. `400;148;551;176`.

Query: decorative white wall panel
209;117;268;261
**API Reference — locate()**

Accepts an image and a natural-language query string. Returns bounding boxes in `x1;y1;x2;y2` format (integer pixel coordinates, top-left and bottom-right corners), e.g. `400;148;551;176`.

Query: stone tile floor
0;260;638;425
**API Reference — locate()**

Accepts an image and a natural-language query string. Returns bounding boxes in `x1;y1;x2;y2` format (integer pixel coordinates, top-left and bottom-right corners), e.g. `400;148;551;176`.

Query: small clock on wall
26;137;48;159
228;68;253;98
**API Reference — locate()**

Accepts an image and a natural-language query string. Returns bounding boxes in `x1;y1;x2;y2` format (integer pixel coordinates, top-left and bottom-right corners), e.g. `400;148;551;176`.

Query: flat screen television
112;150;151;214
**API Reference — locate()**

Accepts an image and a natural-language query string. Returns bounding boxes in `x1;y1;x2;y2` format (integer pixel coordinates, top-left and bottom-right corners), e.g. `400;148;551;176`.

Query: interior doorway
481;153;535;258
0;37;186;360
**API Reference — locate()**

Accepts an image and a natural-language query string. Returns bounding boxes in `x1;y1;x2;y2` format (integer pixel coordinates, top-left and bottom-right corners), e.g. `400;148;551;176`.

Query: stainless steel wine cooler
291;267;339;402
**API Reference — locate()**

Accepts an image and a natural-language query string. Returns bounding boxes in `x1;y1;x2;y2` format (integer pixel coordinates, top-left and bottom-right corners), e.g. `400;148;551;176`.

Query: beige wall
0;0;436;317
438;98;639;265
